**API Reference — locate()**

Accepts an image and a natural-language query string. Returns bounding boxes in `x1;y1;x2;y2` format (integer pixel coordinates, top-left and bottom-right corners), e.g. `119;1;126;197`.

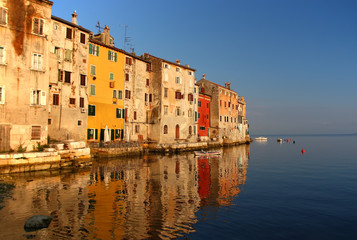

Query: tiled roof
144;53;196;71
51;15;92;33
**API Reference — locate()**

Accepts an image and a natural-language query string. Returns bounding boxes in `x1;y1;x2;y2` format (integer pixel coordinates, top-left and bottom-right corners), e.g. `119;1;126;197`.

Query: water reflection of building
0;144;250;239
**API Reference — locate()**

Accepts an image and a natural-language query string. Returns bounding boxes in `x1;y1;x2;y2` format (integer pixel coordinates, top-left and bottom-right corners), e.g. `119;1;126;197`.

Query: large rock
24;215;53;232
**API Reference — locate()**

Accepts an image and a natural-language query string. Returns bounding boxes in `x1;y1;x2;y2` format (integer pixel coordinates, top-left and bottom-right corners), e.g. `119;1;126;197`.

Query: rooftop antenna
119;24;132;51
96;21;104;34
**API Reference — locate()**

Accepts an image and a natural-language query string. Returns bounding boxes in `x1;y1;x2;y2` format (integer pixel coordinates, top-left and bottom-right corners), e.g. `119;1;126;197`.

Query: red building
198;93;211;137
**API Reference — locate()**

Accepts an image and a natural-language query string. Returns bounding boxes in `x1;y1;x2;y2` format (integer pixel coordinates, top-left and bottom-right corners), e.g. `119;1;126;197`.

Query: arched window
175;124;180;139
189;126;192;135
164;125;168;134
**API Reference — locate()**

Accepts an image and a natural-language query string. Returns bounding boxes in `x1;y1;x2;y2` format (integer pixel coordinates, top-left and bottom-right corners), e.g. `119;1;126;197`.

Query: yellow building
87;26;125;142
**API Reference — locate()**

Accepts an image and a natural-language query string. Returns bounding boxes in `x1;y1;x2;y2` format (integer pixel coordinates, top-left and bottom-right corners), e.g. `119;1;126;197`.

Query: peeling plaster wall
0;0;53;151
47;17;89;141
124;54;152;142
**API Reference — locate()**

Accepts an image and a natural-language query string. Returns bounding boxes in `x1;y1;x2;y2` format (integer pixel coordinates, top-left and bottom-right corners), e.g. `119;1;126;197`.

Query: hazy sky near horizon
52;0;357;135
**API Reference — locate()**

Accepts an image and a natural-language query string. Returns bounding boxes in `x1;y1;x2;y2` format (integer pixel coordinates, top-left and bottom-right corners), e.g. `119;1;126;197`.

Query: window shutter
30;89;35;105
89;43;92;54
87;129;91;140
111;129;114;140
108;50;111;60
40;91;46;105
96;46;99;56
114;52;117;62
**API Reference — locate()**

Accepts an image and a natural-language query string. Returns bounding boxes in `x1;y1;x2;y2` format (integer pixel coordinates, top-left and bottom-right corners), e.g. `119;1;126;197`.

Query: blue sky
52;0;357;135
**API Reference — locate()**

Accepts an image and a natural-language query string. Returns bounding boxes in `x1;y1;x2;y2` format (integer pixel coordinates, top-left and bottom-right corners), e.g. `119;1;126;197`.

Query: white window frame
32;53;43;70
0;46;6;64
30;89;46;106
0;86;5;104
33;17;44;35
118;90;123;100
176;76;182;84
0;7;7;25
109;50;116;62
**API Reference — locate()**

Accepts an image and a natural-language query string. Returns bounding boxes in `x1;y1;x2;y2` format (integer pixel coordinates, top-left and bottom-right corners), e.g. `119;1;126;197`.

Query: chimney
202;74;205;79
176;59;181;65
227;81;231;89
225;82;228;88
72;11;77;25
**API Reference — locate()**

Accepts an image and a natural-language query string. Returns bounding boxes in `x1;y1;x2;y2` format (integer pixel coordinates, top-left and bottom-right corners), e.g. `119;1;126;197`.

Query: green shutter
89;43;92;54
108;50;111;60
96;46;99;56
114;52;117;62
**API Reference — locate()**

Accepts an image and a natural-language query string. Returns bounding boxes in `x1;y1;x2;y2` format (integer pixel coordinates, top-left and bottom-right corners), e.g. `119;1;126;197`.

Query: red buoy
301;149;305;154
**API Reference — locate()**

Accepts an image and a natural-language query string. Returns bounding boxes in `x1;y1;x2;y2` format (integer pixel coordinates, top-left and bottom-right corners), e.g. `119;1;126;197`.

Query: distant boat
277;138;283;143
194;150;221;156
255;136;268;141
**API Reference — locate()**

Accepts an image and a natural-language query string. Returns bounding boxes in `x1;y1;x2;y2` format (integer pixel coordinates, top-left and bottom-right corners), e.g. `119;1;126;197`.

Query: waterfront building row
0;0;249;151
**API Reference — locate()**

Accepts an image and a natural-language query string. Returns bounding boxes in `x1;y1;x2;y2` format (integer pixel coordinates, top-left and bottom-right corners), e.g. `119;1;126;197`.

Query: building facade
87;26;125;142
198;92;211;139
123;52;152;142
197;76;249;143
48;12;91;141
0;0;53;151
144;54;196;144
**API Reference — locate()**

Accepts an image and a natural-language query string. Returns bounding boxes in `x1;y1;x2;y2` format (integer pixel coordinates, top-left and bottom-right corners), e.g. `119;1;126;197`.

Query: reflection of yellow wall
86;169;126;239
87;41;125;141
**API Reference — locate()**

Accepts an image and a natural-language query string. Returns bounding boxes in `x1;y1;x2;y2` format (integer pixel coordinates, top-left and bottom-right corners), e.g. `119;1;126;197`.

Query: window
134;111;137;120
90;65;96;76
31;90;46;105
33;18;44;35
53;94;59;105
207;114;209;119
90;85;96;96
125;90;131;99
108;50;117;62
88;105;96;116
176;107;180;116
78;120;82;126
164;125;168;134
89;43;99;56
176;77;181;84
188;109;192;117
31;126;41;140
164;105;168;115
188;71;193;76
146;78;150;86
109;72;114;80
198;101;201;107
66;27;72;39
64;71;71;83
220;116;222;122
125;73;129;81
164;73;168;82
0;86;5;104
0;7;7;25
163;63;169;69
195;111;197;122
32;53;43;70
189;126;192;135
116;108;122;118
125;57;132;65
135;125;140;133
164;88;168;98
48;119;52;125
87;128;98;140
80;74;86;86
0;46;5;64
113;90;117;98
118;90;123;100
188;93;193;102
146;63;151;71
175;91;182;100
198;112;200;119
200;126;205;131
58;70;63;82
80;97;84;108
207;103;209;108
80;33;86;44
64;49;72;61
149;94;152;102
69;98;75;105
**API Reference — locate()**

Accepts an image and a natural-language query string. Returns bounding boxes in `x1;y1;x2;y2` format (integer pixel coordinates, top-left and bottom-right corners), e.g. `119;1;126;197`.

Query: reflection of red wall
198;93;211;136
198;157;211;201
